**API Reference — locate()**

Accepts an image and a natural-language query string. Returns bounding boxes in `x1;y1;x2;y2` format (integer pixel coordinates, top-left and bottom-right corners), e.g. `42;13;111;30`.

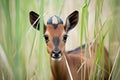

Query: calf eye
44;35;49;43
63;35;68;42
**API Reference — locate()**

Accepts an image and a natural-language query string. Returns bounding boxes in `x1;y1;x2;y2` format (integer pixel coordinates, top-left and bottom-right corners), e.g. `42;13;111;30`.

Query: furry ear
65;10;79;32
29;11;40;30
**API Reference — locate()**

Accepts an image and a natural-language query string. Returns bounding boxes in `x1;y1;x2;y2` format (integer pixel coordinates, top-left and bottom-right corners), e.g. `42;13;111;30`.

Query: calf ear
65;10;79;32
29;11;40;30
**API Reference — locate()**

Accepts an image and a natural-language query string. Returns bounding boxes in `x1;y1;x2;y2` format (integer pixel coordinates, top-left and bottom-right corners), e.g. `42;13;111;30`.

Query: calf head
29;11;79;61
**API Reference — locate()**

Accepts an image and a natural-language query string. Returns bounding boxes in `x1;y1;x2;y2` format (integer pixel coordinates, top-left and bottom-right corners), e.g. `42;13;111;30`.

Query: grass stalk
15;0;20;79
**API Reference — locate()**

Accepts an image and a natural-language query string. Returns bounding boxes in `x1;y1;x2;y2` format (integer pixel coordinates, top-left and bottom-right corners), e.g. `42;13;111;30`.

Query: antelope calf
29;11;112;80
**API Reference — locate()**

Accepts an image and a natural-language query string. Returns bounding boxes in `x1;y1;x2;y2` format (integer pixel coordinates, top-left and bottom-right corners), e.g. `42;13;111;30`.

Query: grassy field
0;0;120;80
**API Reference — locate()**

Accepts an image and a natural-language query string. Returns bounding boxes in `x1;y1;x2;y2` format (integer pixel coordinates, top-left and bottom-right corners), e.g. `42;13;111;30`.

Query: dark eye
44;35;49;43
63;35;68;42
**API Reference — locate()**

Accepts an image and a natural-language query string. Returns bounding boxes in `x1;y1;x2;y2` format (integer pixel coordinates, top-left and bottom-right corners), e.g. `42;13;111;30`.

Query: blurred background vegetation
0;0;120;80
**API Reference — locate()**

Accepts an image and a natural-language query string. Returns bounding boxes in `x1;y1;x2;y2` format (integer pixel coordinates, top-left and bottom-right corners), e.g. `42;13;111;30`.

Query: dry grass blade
108;46;120;80
64;55;73;80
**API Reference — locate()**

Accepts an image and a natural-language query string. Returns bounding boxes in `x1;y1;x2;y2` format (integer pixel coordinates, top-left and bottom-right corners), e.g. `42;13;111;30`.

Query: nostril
52;49;61;58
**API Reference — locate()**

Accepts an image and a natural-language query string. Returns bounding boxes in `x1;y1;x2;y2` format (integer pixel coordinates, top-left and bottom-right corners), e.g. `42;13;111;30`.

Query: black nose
52;50;61;58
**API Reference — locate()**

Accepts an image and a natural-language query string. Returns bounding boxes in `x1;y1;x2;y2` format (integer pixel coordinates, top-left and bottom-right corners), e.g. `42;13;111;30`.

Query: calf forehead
46;24;65;36
47;15;63;24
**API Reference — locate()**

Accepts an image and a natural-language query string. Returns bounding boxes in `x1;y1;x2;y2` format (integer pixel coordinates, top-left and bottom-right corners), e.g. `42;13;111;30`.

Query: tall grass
0;0;120;80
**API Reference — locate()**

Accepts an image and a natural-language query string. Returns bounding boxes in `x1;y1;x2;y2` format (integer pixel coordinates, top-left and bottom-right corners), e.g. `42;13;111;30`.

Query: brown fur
50;45;112;80
45;24;66;54
44;24;112;80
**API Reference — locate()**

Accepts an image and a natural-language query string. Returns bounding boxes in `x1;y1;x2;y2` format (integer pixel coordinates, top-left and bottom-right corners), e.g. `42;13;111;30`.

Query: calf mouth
51;53;62;61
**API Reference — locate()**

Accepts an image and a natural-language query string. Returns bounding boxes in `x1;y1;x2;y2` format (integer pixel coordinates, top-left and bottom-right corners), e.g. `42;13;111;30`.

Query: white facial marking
52;16;58;24
51;57;62;61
